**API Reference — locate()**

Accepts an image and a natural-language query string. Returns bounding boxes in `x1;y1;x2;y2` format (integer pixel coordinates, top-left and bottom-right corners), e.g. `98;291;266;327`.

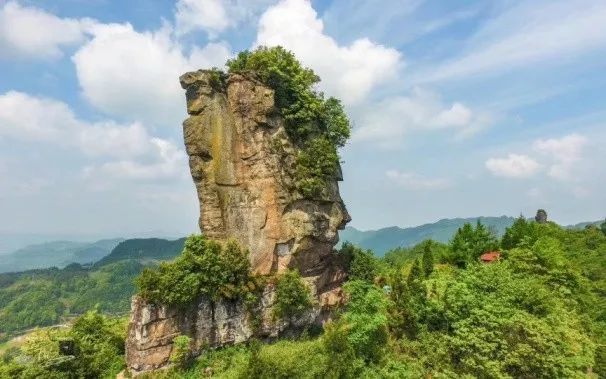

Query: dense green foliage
340;242;379;284
2;217;605;378
0;237;188;336
0;310;127;378
444;220;499;267
273;270;312;319
0;260;145;335
170;335;192;370
226;46;351;197
379;219;606;377
421;242;434;277
158;219;604;378
136;235;253;306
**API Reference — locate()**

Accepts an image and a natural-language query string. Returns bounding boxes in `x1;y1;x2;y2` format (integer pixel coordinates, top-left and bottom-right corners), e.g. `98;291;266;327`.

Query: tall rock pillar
125;70;350;375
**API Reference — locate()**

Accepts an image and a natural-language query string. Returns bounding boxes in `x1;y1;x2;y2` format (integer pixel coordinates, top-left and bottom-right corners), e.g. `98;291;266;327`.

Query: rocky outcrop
126;70;350;375
535;209;548;224
126;285;318;375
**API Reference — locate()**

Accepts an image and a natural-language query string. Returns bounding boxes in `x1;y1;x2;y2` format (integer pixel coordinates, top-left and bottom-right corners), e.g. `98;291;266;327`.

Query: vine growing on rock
225;46;351;198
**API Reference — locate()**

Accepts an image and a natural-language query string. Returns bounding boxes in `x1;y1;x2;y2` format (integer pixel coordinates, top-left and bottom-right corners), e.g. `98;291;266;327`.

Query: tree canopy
226;46;351;198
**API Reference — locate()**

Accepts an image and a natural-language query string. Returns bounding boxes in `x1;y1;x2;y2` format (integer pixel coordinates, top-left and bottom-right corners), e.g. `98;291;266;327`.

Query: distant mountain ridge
2;217;601;272
95;237;187;266
340;216;602;256
0;238;124;273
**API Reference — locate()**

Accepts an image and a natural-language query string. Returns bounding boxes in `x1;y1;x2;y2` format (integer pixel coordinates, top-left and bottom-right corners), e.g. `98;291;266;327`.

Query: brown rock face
181;71;350;290
125;71;350;375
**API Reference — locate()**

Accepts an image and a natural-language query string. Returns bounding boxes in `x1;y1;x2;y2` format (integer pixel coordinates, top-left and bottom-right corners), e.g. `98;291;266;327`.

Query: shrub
170;335;192;370
294;136;340;198
8;310;127;378
340;242;378;284
273;270;312;319
340;280;389;363
421;243;434;277
136;235;252;306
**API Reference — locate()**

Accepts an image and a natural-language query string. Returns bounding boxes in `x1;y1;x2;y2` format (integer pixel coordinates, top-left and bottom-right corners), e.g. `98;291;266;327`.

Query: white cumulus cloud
175;0;230;36
72;23;231;127
255;0;402;104
0;1;93;59
175;0;275;37
0;91;186;180
533;133;587;180
352;88;489;147
485;154;541;178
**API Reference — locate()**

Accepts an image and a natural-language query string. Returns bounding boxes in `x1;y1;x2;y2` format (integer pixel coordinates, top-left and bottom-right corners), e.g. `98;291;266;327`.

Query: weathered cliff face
126;70;350;375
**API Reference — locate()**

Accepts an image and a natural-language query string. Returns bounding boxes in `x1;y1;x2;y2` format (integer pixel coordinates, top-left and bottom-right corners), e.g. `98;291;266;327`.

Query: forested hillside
341;216;602;255
0;238;186;337
2;217;605;378
95;237;186;266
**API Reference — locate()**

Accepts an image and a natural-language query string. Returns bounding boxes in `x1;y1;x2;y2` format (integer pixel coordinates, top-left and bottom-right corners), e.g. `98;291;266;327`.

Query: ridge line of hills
0;216;601;273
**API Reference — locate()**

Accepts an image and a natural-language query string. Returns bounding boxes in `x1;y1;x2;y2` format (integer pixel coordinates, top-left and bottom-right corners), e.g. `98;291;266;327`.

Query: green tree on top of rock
226;46;351;198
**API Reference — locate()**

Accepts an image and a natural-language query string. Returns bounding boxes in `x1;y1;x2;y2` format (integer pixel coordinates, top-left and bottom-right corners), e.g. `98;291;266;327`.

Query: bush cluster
226;46;351;198
273;269;312;319
0;310;127;378
170;335;193;370
136;235;254;306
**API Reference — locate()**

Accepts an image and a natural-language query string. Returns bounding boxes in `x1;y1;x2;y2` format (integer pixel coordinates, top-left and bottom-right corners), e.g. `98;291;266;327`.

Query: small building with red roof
480;251;501;263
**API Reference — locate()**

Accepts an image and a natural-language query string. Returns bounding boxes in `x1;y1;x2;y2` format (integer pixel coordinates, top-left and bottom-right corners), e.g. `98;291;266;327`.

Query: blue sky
0;0;605;237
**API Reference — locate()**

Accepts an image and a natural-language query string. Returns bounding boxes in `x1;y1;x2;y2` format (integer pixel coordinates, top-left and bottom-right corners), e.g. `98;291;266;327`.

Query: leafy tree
388;270;419;339
448;221;499;267
322;320;359;378
601;218;606;236
2;310;127;378
421;243;434;277
340;281;389;363
70;309;126;378
294;136;340;197
340;242;378;284
136;236;252;306
407;259;422;288
226;46;350;198
274;270;312;319
535;208;548;223
502;215;538;249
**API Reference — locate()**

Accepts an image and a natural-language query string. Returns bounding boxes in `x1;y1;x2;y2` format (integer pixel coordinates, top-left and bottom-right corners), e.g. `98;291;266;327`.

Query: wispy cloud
419;0;606;82
386;170;450;190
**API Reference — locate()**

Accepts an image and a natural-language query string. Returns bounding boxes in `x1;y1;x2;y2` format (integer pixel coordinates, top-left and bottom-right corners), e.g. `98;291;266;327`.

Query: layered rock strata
126;71;350;375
